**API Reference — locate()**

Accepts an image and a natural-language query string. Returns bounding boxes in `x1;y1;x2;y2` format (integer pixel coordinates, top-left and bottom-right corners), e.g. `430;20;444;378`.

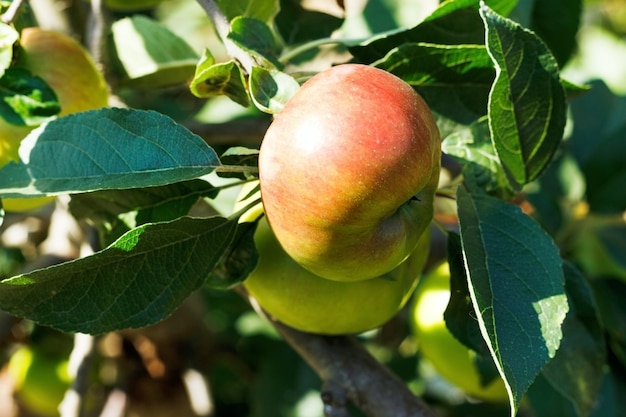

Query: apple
237;183;430;335
7;345;71;417
410;262;508;402
258;64;440;282
0;27;109;211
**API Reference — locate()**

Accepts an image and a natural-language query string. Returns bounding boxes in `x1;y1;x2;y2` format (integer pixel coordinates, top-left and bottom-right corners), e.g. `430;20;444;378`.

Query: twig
59;333;96;417
239;288;438;417
0;0;26;24
195;0;258;74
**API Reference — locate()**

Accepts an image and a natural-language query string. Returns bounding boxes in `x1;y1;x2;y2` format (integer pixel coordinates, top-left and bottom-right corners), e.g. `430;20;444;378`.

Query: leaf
206;221;259;290
218;147;260;180
480;4;567;188
374;43;495;124
111;15;199;88
228;17;282;67
0;68;60;126
216;0;279;23
456;186;568;414
442;117;512;197
590;279;626;370
249;66;300;114
275;0;344;46
0;108;220;197
189;50;250;107
0;216;238;334
0;23;19;78
541;262;606;417
569;80;626;214
350;0;518;63
530;0;582;67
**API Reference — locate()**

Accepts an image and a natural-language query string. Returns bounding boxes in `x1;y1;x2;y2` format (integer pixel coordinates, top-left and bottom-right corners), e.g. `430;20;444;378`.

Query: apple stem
215;164;260;175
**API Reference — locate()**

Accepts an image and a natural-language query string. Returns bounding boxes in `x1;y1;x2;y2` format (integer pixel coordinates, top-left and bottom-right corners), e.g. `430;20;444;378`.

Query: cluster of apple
0;28;109;212
237;64;442;335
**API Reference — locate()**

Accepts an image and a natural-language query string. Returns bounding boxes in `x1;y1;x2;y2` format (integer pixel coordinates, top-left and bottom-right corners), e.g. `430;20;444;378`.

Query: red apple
258;64;440;281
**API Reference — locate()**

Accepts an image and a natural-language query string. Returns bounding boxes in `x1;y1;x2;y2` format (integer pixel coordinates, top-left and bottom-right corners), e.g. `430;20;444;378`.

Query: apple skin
258;64;440;282
410;262;508;402
0;28;109;210
237;183;431;335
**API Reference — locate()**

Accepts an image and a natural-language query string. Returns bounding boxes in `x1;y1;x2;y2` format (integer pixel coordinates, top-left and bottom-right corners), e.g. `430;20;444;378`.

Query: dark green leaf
219;147;260;180
0;68;60;126
111;15;199;88
249;66;300;114
569;81;626;213
445;232;501;387
228;17;282;67
530;0;582;67
0;216;237;334
542;262;606;417
190;50;250;107
350;0;518;63
0;108;220;197
276;0;344;46
206;221;259;290
481;4;566;188
591;279;626;371
457;186;568;412
374;43;494;124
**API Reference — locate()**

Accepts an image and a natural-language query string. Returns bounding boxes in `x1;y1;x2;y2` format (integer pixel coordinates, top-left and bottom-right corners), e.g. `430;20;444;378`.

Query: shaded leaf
216;0;279;23
0;216;237;334
0;108;220;197
541;262;606;417
457;186;568;414
276;0;344;46
481;4;567;187
228;17;282;67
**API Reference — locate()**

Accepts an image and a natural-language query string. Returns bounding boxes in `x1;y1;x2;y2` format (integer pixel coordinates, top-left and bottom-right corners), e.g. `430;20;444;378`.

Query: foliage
0;0;624;416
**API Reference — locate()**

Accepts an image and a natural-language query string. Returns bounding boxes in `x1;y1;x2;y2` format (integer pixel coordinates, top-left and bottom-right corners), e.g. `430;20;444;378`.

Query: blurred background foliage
1;0;626;416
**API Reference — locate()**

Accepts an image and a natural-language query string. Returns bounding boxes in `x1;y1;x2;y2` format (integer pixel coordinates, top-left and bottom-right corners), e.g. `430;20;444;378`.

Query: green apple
237;183;431;335
258;64;440;282
8;345;71;417
410;262;508;402
0;27;109;210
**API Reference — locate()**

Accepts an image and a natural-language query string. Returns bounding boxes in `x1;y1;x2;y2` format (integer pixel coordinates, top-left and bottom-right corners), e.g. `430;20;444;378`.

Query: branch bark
271;320;438;417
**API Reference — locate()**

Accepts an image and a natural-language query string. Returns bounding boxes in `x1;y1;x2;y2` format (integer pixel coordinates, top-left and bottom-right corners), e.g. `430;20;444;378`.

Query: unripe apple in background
236;184;431;335
0;27;109;211
259;64;440;282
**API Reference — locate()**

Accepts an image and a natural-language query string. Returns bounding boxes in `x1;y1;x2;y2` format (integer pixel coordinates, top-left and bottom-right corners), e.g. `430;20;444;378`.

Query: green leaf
0;68;60;126
228;17;282;68
206;221;259;290
541;262;606;417
591;279;626;371
569;80;626;214
442;117;513;197
0;108;220;197
374;43;495;124
190;50;250;107
111;15;199;88
457;186;568;414
0;216;237;334
219;147;260;180
275;0;344;46
530;0;582;67
216;0;279;23
249;66;300;114
350;0;517;63
0;23;19;78
480;4;566;188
